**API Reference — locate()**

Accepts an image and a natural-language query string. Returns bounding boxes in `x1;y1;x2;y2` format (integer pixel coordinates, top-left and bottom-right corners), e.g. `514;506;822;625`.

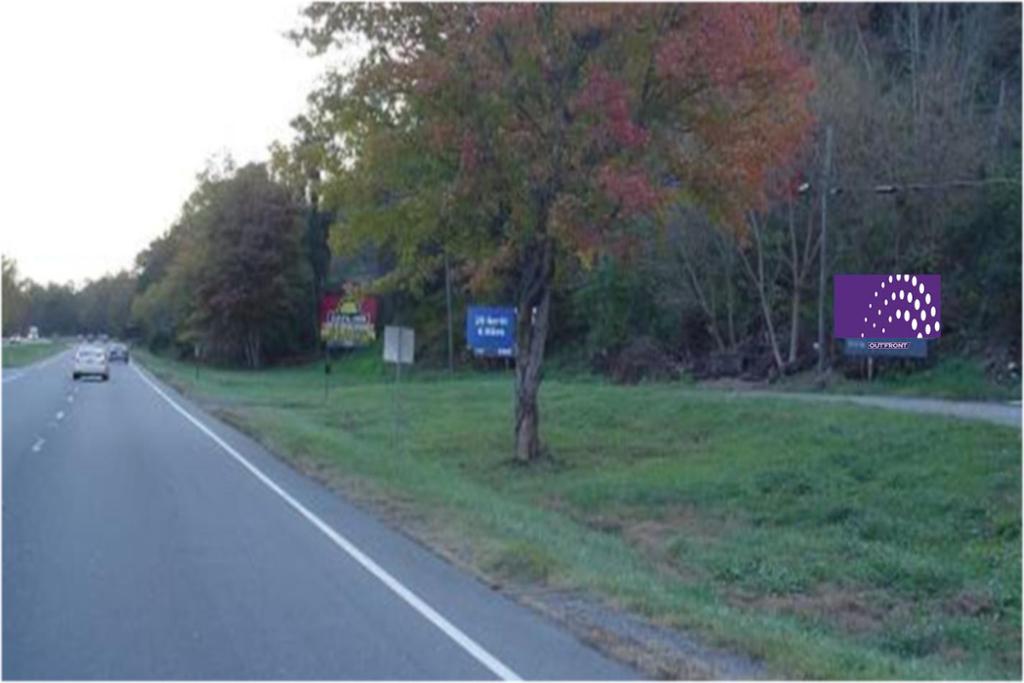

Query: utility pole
817;124;833;375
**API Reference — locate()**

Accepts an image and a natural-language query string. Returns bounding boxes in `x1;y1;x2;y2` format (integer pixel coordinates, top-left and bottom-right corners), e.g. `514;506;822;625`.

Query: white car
73;345;109;381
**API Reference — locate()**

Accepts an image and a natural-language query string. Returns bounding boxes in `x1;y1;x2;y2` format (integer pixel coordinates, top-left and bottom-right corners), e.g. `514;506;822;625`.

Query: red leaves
316;3;815;268
598;164;659;216
653;4;815;223
571;67;654;217
655;5;806;91
573;67;649;149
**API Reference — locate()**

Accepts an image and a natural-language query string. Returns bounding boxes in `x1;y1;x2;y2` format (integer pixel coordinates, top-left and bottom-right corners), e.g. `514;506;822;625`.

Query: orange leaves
652;4;815;224
302;3;815;277
655;5;807;91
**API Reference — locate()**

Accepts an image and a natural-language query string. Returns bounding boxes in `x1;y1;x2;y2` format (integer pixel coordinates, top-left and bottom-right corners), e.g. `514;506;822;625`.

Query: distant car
73;345;109;381
107;343;130;363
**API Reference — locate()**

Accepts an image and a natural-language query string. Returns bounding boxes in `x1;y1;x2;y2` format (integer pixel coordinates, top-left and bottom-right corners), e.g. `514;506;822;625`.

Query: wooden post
323;346;329;403
444;249;454;377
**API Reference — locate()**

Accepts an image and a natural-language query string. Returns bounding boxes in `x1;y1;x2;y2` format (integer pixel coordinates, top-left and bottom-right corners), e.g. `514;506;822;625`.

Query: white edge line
131;363;521;681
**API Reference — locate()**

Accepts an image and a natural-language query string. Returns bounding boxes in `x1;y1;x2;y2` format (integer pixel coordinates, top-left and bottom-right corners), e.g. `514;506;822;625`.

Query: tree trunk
244;329;262;369
739;213;786;375
787;200;801;365
817;124;833;374
788;286;801;365
758;290;786;375
514;241;553;463
677;246;726;352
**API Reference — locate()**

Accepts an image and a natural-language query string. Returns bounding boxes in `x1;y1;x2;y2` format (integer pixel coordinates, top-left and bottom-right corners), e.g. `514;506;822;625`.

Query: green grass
2;340;67;368
138;349;1021;679
780;357;1021;402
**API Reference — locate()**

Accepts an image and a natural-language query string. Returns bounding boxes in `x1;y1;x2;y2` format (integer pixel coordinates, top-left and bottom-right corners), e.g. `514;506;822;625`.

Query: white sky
1;1;339;287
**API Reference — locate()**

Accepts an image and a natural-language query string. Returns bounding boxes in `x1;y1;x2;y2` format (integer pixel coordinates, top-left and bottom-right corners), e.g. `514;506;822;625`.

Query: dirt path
703;388;1021;429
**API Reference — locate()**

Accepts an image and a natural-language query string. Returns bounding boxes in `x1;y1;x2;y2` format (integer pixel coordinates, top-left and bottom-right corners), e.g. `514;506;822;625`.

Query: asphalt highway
3;350;637;680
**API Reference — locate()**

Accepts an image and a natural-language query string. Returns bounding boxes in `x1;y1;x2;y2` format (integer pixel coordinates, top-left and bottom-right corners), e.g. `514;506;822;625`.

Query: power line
799;177;1018;196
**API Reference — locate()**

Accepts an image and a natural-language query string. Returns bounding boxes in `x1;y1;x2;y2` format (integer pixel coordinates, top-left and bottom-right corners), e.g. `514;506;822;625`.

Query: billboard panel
834;274;941;340
320;293;378;349
466;306;516;357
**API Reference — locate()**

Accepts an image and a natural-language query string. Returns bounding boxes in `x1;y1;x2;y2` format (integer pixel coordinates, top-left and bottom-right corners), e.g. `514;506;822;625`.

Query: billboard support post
394;330;401;453
193;342;201;383
323;345;331;403
383;326;415;456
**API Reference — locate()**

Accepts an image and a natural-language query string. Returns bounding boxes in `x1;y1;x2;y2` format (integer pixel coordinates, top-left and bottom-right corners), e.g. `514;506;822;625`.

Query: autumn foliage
294;3;815;459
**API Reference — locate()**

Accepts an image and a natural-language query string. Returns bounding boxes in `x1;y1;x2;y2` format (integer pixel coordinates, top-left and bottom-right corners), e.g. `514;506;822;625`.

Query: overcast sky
1;1;338;287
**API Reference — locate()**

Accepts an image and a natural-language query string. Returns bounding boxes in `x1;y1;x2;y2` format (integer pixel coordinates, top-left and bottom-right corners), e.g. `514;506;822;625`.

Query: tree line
3;257;135;340
3;161;318;369
2;4;1019;461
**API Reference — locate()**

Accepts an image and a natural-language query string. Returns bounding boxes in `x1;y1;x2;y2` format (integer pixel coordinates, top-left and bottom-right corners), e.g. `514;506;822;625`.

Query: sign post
383;326;415;454
193;342;201;383
323;345;331;403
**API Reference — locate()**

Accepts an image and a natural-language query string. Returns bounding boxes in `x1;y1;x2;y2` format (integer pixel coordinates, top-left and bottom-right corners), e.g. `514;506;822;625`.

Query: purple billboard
834;274;941;340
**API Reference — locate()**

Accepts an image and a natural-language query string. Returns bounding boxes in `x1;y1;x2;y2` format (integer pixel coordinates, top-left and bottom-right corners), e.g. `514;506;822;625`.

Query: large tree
77;272;137;338
187;164;312;368
294;4;814;461
2;256;29;335
24;282;79;336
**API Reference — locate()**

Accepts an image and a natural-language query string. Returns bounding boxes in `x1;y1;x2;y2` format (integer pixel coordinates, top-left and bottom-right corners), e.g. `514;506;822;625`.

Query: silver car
72;345;109;381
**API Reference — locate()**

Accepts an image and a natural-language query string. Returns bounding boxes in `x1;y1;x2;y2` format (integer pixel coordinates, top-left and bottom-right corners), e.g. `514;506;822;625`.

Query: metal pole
444;249;454;377
393;332;402;454
817;125;833;374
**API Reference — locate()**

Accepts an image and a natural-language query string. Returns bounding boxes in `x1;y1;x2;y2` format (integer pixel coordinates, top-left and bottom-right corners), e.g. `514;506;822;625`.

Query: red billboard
320;292;378;348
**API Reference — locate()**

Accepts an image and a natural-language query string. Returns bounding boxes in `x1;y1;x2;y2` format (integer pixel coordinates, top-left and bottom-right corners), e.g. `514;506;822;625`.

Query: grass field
2;340;66;368
139;348;1021;679
780;357;1021;402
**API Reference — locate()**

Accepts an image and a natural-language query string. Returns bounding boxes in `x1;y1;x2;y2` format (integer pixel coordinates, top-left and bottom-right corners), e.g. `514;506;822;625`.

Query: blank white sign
383;326;415;364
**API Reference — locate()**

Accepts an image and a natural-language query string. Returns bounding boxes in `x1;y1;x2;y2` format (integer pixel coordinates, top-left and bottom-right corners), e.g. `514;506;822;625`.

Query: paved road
3;350;637;680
